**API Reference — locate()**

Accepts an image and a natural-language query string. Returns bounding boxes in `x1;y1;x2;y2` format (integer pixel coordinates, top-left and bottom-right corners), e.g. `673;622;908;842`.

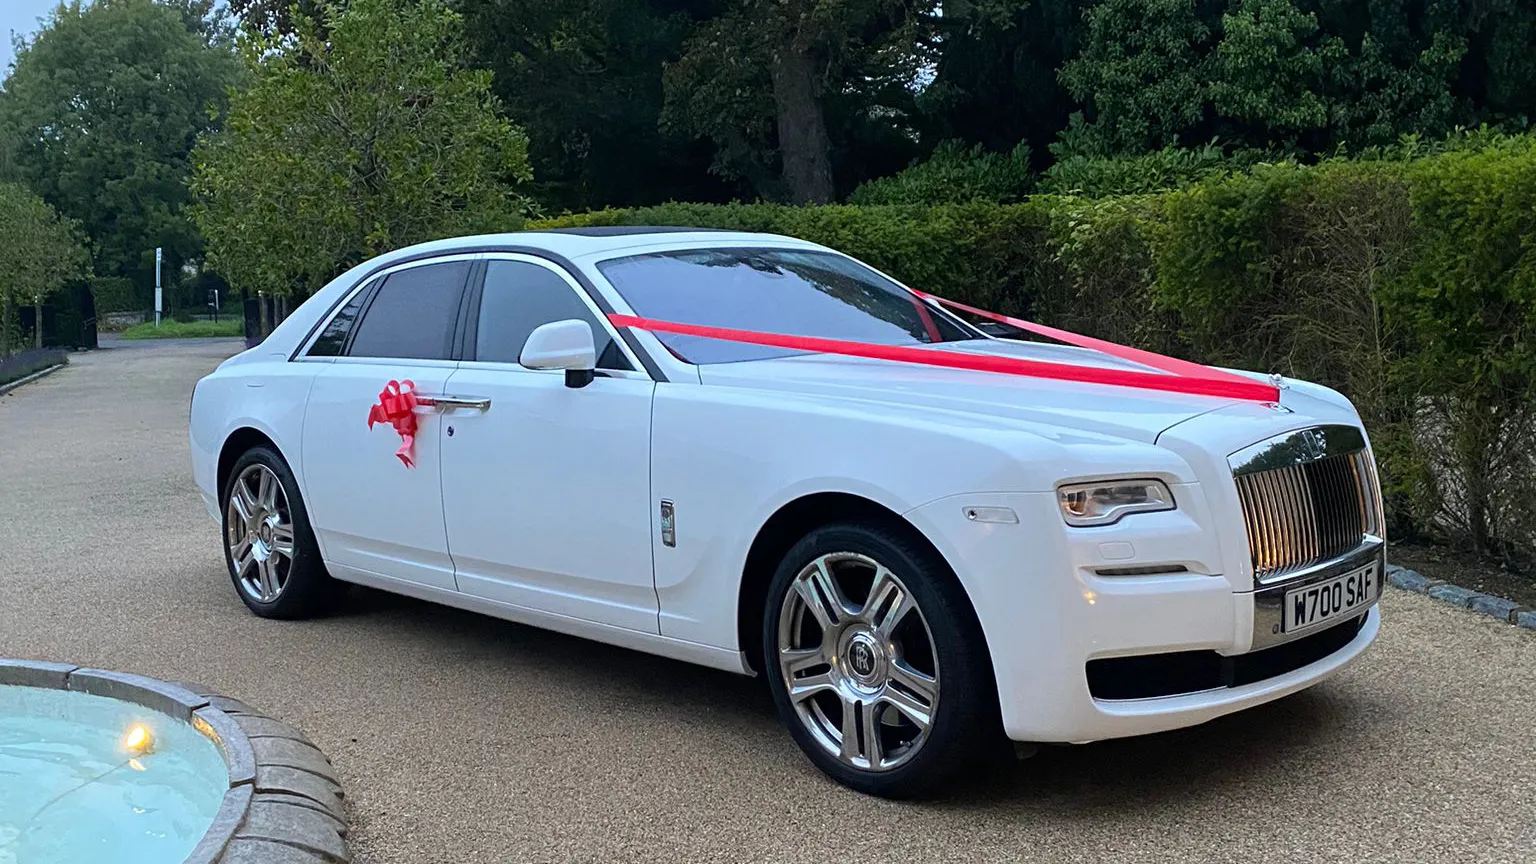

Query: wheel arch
218;427;284;500
736;491;995;683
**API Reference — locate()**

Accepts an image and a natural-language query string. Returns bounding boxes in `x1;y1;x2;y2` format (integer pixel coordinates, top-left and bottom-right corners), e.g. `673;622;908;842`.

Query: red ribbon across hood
609;292;1280;403
366;379;420;467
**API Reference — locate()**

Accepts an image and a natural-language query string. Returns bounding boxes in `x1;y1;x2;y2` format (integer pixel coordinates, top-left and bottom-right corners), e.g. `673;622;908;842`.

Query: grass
118;319;243;339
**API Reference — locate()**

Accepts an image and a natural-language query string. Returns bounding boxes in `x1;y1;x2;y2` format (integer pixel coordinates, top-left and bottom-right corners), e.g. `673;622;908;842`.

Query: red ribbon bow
366;379;420;468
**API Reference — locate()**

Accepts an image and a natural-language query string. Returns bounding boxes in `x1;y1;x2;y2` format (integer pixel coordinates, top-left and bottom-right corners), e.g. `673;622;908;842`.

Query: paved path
1;343;1532;863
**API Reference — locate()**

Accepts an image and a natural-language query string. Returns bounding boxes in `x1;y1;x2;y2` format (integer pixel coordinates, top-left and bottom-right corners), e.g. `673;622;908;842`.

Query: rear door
439;254;660;632
299;255;476;591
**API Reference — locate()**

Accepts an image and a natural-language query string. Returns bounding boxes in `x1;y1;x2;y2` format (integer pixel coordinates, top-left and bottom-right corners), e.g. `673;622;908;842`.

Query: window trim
458;251;647;377
295;253;481;362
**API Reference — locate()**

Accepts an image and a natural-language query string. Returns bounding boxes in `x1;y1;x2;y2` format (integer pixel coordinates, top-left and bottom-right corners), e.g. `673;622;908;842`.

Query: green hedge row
534;135;1536;563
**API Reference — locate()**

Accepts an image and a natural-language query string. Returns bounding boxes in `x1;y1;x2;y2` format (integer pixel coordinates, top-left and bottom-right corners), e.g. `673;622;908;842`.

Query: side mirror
521;319;598;388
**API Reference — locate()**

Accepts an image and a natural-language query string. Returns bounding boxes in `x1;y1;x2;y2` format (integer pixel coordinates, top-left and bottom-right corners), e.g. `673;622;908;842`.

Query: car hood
691;336;1351;442
693;338;1271;444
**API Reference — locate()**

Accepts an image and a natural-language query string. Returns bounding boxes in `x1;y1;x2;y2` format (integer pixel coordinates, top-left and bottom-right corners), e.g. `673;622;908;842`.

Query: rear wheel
222;446;341;619
762;521;998;797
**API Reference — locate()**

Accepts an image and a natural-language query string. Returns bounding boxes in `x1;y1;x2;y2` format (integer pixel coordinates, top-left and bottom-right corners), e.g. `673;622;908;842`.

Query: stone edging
0;660;350;863
0;363;66;396
1386;564;1536;632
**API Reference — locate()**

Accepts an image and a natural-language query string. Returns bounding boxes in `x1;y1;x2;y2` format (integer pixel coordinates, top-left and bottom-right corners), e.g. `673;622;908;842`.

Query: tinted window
347;262;470;360
474;260;629;369
596;249;977;364
306;280;375;357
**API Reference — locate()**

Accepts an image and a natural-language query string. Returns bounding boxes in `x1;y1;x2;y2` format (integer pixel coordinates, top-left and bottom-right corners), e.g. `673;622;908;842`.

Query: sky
1;0;62;78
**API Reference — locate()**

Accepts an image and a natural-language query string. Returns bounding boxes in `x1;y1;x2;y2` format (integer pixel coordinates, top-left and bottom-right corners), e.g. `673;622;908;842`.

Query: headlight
1057;479;1175;527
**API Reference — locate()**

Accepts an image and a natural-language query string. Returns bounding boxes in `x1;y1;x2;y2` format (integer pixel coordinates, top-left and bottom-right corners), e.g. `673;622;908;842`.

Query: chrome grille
1229;426;1381;582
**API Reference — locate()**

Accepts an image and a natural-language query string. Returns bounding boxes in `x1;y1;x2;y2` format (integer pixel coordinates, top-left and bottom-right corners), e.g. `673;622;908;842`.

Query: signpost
154;247;163;327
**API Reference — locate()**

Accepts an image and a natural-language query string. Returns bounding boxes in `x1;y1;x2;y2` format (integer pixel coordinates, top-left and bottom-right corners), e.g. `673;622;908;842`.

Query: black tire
762;520;1001;798
221;445;342;619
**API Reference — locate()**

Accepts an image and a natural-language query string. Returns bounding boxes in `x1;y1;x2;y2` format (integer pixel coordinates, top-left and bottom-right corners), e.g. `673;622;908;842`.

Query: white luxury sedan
190;227;1384;797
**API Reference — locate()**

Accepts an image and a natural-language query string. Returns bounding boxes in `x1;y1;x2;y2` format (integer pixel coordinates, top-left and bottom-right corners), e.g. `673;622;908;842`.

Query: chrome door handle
419;395;491;411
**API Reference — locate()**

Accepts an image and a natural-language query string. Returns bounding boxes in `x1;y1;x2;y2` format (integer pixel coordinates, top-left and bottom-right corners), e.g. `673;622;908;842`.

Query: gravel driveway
1;341;1532;863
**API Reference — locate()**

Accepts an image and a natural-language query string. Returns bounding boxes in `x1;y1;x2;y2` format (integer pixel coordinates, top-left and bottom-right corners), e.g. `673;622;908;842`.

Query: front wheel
221;446;341;619
763;522;999;797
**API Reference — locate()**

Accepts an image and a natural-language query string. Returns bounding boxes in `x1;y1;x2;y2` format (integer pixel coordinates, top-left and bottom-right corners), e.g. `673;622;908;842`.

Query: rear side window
306;279;375;357
346;261;470;360
473;260;630;369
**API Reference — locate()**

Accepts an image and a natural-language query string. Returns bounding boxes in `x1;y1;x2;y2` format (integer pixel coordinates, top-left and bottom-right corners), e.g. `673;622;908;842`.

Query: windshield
596;248;981;364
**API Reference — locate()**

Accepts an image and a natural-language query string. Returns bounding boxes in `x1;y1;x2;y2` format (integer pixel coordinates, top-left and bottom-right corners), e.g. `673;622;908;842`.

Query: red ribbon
366;379;420;467
608;294;1280;403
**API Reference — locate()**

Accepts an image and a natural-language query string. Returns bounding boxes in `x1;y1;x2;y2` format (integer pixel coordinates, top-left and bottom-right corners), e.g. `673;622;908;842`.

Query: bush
847;141;1034;205
89;276;140;314
1039;142;1277;197
539;136;1536;564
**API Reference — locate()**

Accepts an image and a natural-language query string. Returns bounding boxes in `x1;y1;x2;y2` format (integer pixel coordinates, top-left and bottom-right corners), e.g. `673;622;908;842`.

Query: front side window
346;261;471;361
596;248;979;364
473;260;630;370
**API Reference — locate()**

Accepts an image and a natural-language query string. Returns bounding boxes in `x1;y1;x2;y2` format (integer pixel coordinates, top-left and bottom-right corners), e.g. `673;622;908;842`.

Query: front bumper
904;491;1381;743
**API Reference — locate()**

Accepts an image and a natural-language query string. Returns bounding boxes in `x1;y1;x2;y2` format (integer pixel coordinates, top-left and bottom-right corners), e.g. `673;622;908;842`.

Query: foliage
191;0;535;299
0;183;91;354
1039;142;1276;196
848;142;1033;205
0;0;240;294
118;318;243;339
89;277;141;315
1056;0;1536;159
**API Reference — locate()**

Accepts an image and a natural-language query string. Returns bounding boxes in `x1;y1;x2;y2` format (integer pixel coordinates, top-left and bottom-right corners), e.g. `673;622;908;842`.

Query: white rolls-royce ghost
190;227;1384;797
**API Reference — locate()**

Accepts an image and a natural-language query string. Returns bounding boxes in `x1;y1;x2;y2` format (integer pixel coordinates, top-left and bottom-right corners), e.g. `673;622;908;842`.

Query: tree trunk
770;47;835;204
33;301;43;349
258;292;270;337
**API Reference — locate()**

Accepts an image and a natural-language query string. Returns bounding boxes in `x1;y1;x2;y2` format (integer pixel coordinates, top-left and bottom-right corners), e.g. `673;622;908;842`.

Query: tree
0;184;90;353
661;0;969;203
191;0;534;303
457;0;733;211
0;0;240;301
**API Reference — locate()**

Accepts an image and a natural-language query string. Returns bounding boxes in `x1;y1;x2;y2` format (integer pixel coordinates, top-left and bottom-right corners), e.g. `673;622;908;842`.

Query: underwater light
122;724;155;755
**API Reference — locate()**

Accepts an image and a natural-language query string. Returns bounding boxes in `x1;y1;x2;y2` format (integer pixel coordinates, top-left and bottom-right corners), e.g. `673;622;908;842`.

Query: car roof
363;228;822;265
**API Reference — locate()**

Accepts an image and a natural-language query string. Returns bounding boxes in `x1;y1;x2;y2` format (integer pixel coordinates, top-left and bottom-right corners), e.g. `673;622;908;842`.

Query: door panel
440;366;658;631
302;359;457;589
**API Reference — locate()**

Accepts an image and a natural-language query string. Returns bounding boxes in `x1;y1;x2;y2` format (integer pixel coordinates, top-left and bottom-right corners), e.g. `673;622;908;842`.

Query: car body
190;228;1384;795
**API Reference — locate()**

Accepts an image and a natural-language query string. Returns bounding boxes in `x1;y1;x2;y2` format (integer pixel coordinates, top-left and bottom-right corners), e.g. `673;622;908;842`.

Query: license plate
1283;561;1379;633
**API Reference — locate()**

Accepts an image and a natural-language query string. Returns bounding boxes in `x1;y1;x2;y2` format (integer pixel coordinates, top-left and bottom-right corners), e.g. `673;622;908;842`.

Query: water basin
0;685;227;863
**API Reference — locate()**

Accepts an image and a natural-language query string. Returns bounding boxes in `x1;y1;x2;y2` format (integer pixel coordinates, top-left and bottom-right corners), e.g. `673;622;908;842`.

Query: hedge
533;135;1536;564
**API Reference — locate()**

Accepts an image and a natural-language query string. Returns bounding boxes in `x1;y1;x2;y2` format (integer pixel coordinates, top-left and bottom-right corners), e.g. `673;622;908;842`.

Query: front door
300;256;476;592
439;254;658;632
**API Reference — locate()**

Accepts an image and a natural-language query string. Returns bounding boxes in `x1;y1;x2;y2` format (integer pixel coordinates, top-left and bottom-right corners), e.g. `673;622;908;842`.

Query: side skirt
327;563;753;675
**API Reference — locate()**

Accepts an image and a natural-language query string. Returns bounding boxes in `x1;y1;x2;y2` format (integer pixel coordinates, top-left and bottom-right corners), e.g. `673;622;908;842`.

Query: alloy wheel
225;464;295;604
777;551;940;772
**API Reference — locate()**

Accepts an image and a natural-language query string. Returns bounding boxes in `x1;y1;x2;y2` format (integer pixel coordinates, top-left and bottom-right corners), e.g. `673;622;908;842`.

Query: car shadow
337;583;1354;806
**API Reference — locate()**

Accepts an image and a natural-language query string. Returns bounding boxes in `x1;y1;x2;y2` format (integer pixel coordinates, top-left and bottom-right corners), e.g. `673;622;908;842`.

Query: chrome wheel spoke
793;559;847;631
866;565;915;638
230;482;256;524
787;671;836;704
233;544;256;578
861;701;885;767
270;522;296;560
838;697;864;763
257;557;281;601
888;658;938;710
256;468;278;510
780;646;824;677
